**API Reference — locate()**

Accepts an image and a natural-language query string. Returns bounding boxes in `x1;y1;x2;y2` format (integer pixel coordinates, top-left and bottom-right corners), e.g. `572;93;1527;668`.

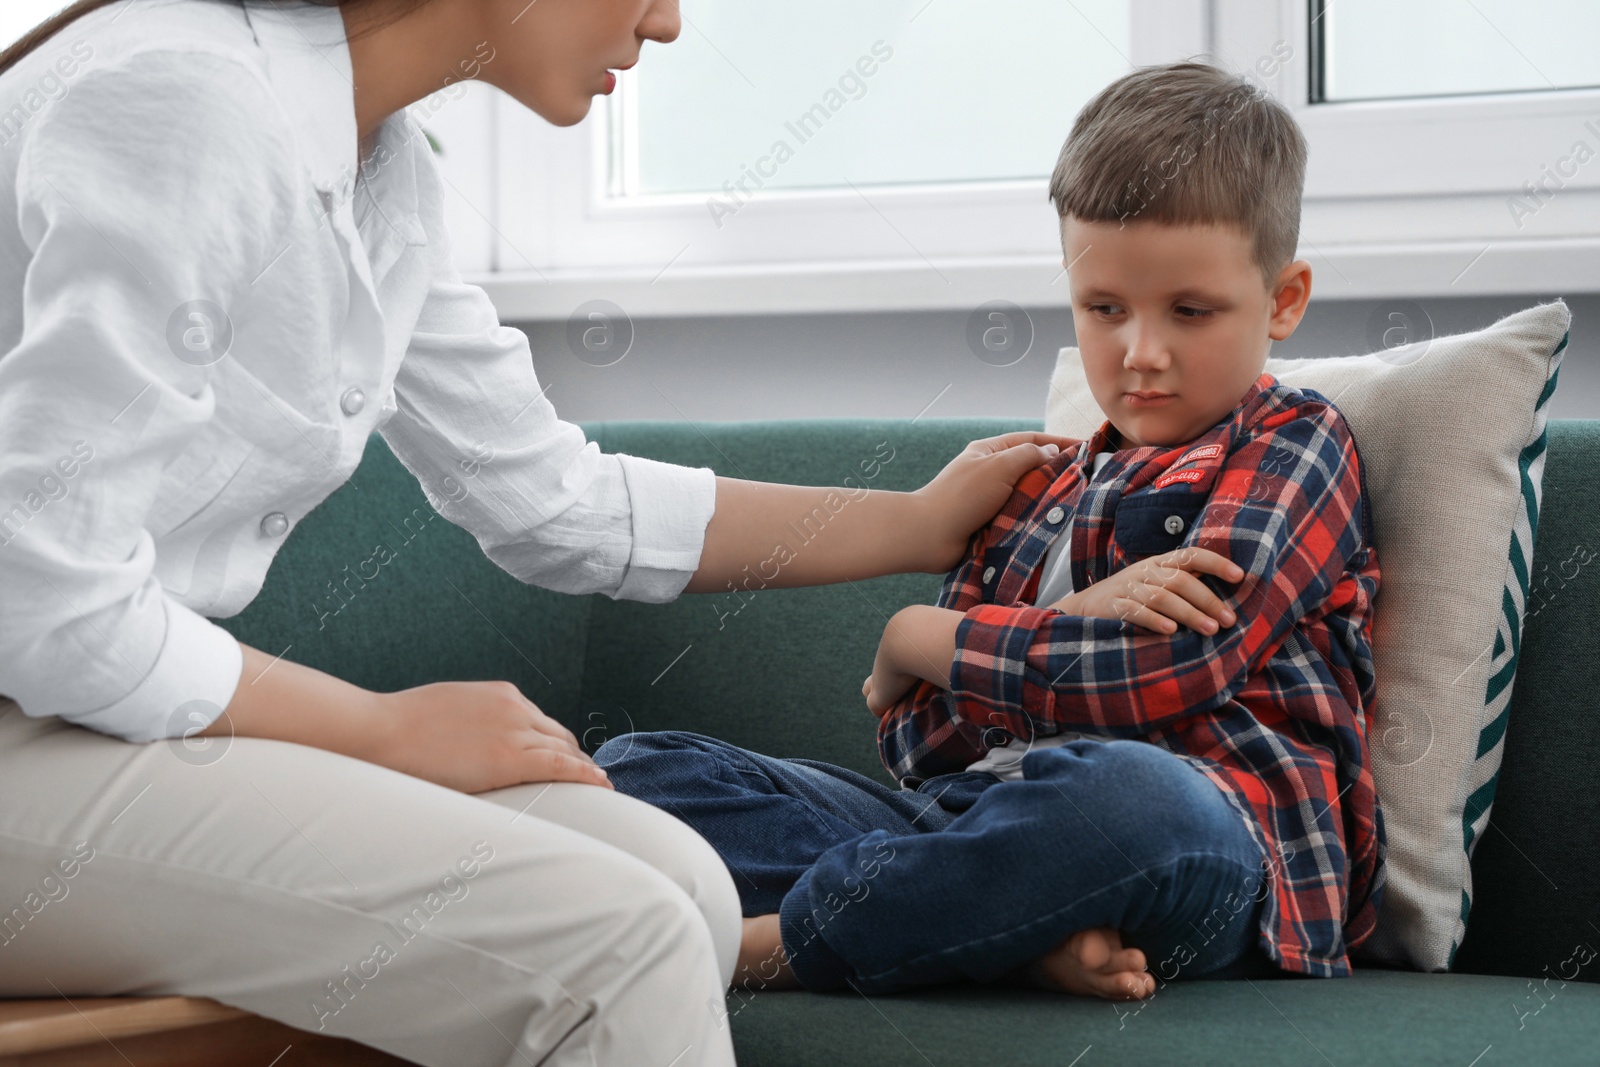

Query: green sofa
218;416;1600;1066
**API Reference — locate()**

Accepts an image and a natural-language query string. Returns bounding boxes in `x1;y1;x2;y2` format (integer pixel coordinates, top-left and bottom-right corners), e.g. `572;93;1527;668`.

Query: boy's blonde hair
1049;61;1307;291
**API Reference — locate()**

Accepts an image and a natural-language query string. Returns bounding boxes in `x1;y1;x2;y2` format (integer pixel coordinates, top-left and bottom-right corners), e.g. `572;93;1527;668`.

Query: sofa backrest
218;417;1600;983
1449;419;1600;981
572;417;959;776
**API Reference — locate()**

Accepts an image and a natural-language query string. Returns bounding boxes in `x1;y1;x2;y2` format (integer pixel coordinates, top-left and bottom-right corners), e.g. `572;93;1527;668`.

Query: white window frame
1226;0;1600;302
446;0;1600;319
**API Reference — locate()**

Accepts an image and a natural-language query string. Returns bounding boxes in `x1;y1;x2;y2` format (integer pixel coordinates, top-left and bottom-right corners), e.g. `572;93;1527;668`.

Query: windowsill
471;235;1600;321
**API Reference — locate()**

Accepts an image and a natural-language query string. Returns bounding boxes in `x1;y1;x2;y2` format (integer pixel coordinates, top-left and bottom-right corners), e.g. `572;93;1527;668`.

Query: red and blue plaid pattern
878;372;1384;978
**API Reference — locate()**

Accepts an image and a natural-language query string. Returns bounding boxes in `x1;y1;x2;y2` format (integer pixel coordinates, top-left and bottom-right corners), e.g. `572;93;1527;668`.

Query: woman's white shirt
0;0;717;743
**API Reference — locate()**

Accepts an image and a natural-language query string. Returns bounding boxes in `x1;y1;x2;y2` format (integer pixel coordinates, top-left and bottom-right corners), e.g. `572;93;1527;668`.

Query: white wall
515;294;1600;426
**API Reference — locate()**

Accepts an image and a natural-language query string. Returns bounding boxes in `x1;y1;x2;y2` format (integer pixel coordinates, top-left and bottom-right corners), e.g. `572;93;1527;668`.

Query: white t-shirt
964;450;1115;780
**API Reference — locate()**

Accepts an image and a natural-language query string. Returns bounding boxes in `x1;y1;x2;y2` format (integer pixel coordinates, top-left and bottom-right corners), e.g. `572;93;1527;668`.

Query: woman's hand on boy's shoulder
912;432;1078;573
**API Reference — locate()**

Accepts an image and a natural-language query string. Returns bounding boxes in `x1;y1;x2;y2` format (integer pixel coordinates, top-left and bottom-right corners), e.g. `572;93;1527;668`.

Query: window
482;0;1207;318
11;2;1595;313
1249;0;1600;303
619;0;1128;195
468;0;1600;317
1313;0;1600;102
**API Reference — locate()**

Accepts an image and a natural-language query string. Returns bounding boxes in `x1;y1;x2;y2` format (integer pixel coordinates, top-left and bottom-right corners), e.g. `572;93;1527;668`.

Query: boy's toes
1025;927;1155;1001
1066;927;1114;969
1108;944;1147;976
1078;960;1155;1001
1105;969;1156;1000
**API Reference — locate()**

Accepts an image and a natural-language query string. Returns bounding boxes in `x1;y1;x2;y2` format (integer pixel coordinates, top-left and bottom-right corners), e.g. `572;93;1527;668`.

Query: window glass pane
1320;0;1600;101
628;0;1129;194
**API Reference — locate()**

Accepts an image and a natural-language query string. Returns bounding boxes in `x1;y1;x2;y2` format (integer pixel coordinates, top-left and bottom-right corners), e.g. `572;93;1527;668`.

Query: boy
596;61;1384;1003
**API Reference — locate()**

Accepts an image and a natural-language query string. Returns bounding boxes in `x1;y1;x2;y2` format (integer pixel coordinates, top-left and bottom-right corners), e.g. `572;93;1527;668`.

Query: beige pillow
1043;300;1571;972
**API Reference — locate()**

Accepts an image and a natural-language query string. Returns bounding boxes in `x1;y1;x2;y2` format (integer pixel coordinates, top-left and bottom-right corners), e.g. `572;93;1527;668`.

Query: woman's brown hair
0;0;435;79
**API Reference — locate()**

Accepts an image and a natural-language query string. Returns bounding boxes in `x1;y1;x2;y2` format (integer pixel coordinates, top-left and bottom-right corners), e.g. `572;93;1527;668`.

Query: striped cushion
1043;300;1570;972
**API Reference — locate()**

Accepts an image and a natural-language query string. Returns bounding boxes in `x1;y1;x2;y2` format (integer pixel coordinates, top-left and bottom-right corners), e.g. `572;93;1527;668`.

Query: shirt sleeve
0;52;302;741
377;147;717;604
884;399;1366;780
876;525;995;781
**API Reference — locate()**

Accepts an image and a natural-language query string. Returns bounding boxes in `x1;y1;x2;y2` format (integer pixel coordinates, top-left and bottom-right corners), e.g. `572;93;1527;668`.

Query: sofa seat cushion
730;969;1600;1065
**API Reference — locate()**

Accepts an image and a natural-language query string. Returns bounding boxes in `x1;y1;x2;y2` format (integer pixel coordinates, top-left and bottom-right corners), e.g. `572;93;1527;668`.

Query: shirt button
982;565;996;583
1045;506;1066;525
1164;514;1186;535
260;512;290;538
340;386;366;416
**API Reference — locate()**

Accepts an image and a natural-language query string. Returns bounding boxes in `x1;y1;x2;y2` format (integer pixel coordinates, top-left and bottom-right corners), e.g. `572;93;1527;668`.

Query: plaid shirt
878;372;1384;978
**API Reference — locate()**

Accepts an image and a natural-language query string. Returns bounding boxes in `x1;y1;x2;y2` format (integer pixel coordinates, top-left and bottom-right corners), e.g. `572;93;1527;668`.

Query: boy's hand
913;432;1078;573
1051;547;1243;636
863;605;964;718
862;662;919;719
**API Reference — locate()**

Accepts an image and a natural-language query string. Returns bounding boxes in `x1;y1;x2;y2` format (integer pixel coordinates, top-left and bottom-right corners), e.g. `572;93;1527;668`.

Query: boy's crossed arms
871;391;1363;760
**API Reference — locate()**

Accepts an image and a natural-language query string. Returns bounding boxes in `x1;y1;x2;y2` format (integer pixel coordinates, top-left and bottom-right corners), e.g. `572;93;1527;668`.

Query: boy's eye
1176;306;1213;319
1089;304;1121;316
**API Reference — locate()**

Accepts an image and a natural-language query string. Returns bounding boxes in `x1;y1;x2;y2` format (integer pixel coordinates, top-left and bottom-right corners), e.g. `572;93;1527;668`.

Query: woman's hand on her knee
215;645;607;793
368;680;612;794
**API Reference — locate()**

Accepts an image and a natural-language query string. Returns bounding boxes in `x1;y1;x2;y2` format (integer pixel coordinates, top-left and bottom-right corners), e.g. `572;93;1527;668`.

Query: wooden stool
0;996;415;1065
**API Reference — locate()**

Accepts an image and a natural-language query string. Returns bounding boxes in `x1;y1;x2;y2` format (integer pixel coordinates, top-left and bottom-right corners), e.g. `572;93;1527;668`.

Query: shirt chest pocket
1112;489;1208;557
144;421;257;541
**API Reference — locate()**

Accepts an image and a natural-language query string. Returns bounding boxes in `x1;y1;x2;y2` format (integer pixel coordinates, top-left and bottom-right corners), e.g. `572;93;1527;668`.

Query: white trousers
0;698;741;1066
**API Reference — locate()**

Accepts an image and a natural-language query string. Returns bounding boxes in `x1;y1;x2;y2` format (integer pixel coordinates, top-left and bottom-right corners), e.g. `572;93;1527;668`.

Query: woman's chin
527;93;594;128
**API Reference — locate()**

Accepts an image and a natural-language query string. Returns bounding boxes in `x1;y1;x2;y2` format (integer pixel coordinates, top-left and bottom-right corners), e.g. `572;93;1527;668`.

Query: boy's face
1061;217;1313;448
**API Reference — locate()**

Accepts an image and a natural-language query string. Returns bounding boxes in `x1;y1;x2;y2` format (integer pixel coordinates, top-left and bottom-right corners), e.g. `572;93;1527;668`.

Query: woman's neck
342;1;483;157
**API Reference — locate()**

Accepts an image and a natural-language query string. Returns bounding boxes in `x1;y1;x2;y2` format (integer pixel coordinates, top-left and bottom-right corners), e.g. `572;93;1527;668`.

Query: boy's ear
1267;259;1313;341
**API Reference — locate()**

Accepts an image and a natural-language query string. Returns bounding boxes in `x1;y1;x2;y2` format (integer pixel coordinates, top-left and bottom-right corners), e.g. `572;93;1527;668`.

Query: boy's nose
1123;338;1171;372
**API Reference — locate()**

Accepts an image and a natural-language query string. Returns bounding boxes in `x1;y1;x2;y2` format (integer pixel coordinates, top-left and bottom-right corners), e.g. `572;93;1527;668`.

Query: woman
0;1;1069;1063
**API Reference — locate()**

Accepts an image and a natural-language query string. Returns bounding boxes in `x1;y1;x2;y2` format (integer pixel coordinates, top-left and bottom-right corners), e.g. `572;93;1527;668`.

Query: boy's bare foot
733;914;800;990
1024;926;1155;1000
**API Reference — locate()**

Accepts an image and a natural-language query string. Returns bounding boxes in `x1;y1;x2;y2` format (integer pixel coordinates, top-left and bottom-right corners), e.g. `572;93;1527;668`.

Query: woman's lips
1125;392;1174;407
603;62;636;95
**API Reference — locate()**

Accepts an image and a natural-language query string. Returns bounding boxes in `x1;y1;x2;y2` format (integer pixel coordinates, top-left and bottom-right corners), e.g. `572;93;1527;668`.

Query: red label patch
1154;468;1206;490
1177;443;1223;467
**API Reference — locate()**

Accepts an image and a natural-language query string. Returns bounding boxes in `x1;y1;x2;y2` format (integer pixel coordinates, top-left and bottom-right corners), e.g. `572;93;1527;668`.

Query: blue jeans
595;731;1281;994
